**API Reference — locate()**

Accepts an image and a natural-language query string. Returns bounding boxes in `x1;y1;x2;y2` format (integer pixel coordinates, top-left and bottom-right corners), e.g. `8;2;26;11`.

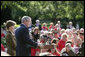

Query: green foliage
1;38;7;48
1;1;84;27
15;24;20;28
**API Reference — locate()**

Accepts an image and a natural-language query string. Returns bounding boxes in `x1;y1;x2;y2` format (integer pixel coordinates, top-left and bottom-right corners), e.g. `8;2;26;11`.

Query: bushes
1;1;84;26
1;37;7;48
15;24;20;28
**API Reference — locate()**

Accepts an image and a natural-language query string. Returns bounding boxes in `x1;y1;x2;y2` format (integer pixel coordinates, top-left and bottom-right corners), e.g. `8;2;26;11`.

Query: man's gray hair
21;16;31;23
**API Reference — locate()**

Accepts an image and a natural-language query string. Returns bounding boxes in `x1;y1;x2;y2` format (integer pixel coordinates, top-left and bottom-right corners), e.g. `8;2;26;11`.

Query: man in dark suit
15;16;43;56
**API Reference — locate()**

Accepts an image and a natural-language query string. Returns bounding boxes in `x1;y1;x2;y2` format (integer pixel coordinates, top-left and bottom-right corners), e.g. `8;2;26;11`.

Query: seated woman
42;23;48;31
73;37;82;55
47;32;54;39
49;22;55;30
47;38;61;56
58;33;68;51
61;43;75;56
31;27;40;56
53;24;61;39
31;27;40;42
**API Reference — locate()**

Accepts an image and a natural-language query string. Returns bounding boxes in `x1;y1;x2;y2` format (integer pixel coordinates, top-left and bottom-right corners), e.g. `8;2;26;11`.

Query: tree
1;1;84;28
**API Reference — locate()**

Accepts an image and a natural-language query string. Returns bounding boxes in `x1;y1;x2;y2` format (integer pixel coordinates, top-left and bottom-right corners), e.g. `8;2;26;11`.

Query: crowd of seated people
1;20;84;56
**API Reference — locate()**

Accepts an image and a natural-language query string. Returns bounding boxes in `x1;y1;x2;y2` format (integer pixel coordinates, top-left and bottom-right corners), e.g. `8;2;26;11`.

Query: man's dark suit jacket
15;24;38;56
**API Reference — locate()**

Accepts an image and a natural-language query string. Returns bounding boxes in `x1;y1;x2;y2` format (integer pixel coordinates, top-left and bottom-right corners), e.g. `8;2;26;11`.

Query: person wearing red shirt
53;24;61;39
58;33;68;51
1;33;5;38
1;28;5;38
1;44;5;52
54;24;61;31
31;35;45;56
42;23;48;31
50;38;61;56
53;24;59;38
31;48;36;56
49;22;55;30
